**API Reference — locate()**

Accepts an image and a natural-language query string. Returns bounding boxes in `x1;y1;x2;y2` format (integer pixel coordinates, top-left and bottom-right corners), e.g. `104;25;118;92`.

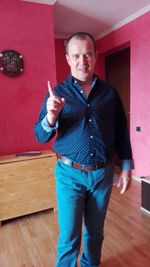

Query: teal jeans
55;159;114;267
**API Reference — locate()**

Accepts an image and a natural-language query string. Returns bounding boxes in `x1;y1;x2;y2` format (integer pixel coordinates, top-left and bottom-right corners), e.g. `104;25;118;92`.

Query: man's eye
73;55;79;59
85;52;93;58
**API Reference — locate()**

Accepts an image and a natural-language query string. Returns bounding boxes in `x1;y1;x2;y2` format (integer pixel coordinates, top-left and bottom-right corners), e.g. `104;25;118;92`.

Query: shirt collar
67;74;98;87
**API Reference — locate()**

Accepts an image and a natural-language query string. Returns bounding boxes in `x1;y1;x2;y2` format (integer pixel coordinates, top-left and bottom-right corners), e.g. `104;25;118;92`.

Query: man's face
66;36;96;82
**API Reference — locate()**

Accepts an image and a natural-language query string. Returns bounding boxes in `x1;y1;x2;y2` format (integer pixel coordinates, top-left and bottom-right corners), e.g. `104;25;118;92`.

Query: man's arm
34;81;65;144
117;169;132;194
115;92;134;194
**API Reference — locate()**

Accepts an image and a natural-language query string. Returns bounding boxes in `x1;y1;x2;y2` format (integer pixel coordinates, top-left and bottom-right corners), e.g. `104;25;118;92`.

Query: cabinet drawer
0;152;57;222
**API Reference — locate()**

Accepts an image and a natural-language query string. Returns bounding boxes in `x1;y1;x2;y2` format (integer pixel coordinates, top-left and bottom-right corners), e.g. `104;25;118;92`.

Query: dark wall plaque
0;50;24;77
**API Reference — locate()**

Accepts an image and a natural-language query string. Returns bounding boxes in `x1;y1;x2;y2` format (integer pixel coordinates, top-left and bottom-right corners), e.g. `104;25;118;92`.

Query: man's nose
79;55;87;64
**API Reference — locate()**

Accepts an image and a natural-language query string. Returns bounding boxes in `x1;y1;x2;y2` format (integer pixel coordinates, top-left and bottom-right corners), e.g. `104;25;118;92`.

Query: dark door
105;47;130;130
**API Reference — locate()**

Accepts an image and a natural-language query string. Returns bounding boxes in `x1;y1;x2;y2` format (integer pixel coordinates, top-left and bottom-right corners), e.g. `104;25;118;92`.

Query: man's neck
79;79;93;97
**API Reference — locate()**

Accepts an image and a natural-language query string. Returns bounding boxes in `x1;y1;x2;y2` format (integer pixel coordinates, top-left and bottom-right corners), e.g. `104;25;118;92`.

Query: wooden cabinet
0;150;57;223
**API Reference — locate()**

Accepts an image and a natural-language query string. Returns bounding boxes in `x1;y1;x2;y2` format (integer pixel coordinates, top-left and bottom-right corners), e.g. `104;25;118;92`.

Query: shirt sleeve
115;92;133;161
41;116;58;132
34;94;58;143
120;159;134;170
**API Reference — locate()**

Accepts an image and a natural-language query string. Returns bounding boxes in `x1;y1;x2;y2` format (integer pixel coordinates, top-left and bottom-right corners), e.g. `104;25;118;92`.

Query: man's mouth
78;67;89;72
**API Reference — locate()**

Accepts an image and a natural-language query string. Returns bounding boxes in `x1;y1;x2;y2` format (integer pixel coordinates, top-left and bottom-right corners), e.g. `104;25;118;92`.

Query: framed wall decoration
0;50;24;77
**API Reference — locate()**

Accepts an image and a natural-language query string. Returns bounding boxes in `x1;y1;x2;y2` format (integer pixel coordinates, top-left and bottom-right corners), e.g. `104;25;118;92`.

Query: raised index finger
47;80;55;97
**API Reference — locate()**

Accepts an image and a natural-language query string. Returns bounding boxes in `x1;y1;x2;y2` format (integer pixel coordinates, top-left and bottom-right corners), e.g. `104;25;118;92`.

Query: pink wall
96;12;150;177
1;0;149;176
0;0;57;155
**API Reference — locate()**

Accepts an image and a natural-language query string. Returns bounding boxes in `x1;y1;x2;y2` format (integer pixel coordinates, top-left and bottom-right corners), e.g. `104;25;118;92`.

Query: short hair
65;32;96;54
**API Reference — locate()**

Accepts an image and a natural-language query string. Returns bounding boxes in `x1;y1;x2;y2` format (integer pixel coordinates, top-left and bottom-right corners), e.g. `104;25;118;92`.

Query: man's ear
94;51;97;63
66;54;70;66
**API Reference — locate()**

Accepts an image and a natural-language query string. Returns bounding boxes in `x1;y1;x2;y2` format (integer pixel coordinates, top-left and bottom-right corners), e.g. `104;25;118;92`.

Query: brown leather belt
57;154;110;171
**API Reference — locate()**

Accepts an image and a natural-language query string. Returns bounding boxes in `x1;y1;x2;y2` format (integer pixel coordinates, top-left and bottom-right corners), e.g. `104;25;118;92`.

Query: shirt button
89;119;92;122
90;135;93;139
80;90;83;94
87;104;90;107
90;153;94;156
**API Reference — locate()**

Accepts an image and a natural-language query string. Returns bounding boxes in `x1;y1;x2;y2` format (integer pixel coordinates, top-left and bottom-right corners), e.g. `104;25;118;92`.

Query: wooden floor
0;180;150;267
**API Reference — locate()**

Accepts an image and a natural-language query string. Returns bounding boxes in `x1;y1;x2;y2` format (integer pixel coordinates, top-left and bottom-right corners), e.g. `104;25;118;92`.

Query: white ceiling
23;0;150;39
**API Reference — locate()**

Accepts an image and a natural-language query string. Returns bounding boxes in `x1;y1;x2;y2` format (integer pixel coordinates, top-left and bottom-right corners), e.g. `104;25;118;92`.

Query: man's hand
46;81;66;126
117;170;131;194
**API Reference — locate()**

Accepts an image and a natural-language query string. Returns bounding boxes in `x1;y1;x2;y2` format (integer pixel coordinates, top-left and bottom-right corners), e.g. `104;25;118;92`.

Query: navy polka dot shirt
34;75;133;168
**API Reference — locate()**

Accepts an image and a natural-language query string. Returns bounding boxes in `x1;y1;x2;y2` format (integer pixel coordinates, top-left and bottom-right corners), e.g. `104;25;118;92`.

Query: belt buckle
83;165;89;171
81;165;85;171
83;164;97;171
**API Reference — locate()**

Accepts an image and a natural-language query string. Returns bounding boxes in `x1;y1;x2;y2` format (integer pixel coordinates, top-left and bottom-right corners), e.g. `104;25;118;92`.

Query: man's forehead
68;37;94;52
69;35;92;45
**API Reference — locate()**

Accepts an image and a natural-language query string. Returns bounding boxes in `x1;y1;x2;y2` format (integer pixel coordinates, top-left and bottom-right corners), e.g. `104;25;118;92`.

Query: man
34;32;134;267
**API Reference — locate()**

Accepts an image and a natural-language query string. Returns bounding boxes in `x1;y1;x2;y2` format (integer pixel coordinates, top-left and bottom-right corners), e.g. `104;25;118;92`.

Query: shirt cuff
41;116;58;132
120;159;134;171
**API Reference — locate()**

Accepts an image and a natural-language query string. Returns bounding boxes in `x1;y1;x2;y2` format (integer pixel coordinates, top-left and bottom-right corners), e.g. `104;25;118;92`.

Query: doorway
105;47;130;130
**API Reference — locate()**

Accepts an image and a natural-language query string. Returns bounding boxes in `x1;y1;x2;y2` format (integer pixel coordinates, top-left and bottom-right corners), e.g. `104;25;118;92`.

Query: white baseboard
132;176;141;182
140;207;150;215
